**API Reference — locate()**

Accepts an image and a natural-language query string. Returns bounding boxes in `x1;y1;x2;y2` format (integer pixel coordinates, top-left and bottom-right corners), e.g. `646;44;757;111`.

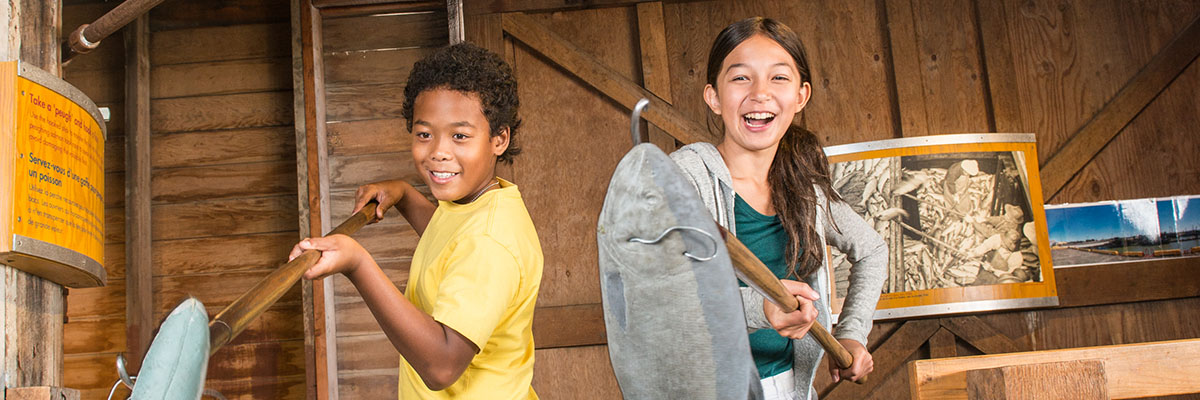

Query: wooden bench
909;338;1200;399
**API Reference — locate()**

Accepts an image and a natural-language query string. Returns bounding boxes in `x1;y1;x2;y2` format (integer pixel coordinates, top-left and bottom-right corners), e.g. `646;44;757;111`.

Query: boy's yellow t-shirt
399;178;543;399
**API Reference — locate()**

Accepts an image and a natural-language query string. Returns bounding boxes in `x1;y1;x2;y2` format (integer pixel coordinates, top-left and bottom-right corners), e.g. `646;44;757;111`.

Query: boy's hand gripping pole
718;226;868;385
207;202;379;355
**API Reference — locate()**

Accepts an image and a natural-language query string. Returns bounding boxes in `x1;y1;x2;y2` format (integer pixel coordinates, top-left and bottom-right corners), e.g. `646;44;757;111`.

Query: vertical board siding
319;7;449;398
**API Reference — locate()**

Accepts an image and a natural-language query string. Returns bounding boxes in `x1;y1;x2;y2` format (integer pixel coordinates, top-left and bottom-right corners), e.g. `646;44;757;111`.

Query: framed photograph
824;134;1058;320
1045;195;1200;267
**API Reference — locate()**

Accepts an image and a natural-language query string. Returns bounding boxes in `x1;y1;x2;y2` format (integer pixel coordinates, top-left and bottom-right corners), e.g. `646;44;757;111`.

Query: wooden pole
63;0;168;62
123;15;152;374
208;203;376;354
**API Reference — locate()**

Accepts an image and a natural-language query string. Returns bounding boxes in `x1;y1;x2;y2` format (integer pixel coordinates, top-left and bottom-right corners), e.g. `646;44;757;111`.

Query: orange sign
0;61;106;287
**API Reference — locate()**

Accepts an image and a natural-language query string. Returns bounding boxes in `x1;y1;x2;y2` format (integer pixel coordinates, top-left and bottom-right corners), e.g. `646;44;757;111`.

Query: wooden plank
104;135;124;173
965;359;1107;400
5;386;80;400
8;272;65;387
151;90;293;133
62;68;123;104
939;316;1025;355
328;152;421;189
324;83;406;122
531;345;622;399
105;171;123;208
532;303;606;349
884;0;929;137
123;14;152;373
975;0;1022;133
65;280;124;319
1055;257;1200;308
152;271;302;317
150;195;297;241
448;0;463;44
152;126;295;168
1040;15;1200;199
335;333;398;371
909;339;1200;400
464;11;503;54
465;0;657;15
149;0;290;31
636;1;677;152
928;327;956;359
294;0;336;397
326;118;411;156
313;0;431;8
18;0;58;72
824;319;940;400
322;12;446;54
502;12;712;145
317;2;442;18
337;370;397;399
152;232;297;277
150;160;296;203
322;46;437;86
63;316;124;355
150;23;290;65
151;57;292;99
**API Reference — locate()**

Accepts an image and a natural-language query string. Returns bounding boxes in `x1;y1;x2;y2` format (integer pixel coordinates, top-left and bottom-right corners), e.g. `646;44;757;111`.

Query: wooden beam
822;319;941;399
940;316;1025;355
18;0;58;72
1039;14;1200;199
928;327;957;359
314;1;442;18
447;0;463;45
910;339;1200;400
966;360;1107;400
466;0;656;15
122;15;152;374
635;1;677;152
293;0;336;398
975;0;1023;133
501;12;713;145
883;0;929;137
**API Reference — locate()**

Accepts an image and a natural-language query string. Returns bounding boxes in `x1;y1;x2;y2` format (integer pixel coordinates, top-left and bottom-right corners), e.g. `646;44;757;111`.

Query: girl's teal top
733;194;802;379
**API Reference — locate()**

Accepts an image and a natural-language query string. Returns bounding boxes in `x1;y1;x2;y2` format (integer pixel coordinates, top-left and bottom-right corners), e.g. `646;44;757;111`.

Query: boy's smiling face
411;88;509;203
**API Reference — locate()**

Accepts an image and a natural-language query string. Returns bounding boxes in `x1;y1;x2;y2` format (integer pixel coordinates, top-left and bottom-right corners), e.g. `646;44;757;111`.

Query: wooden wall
59;0;1200;399
62;0;304;398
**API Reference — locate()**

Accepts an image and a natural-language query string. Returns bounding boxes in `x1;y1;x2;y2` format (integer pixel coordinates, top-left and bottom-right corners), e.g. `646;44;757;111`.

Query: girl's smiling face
410;88;509;203
704;34;811;153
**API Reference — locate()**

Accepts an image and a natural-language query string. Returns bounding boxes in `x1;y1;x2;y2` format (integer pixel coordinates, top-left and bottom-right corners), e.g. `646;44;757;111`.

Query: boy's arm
293;235;476;390
354;180;437;236
347;261;477;391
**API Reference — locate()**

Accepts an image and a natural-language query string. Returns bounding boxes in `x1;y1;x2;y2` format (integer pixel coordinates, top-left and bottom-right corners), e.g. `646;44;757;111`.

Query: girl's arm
292;235;475;390
823;193;888;382
354;180;438;236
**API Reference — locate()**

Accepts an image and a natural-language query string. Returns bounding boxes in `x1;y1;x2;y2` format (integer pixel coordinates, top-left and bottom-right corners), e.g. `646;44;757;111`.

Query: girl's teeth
744;112;775;120
432;172;457;179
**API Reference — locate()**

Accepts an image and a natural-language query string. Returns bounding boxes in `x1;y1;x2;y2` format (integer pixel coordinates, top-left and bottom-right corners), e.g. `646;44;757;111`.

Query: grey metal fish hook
629;226;719;261
630;98;650;146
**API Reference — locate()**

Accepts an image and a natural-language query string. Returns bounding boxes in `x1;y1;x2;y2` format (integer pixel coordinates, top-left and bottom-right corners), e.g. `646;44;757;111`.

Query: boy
290;43;542;399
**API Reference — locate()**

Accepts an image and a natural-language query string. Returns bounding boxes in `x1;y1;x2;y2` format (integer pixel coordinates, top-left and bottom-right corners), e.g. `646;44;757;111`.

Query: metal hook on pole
630;98;651;146
628;225;719;262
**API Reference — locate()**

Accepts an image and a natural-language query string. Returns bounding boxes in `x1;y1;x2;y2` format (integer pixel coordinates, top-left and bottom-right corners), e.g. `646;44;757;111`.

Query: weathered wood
328;152;421;190
326;118;411;156
322;47;437;86
151;57;292;99
463;11;503;55
19;0;58;72
5;386;80;400
465;0;657;15
965;359;1107;400
910;339;1200;400
151;90;293;133
635;1;677;152
151;23;290;65
62;68;123;104
448;0;463;44
531;303;606;349
149;0;289;30
939;316;1025;355
1040;14;1200;199
337;370;397;399
502;12;712;145
531;346;622;398
123;14;152;373
149;195;297;241
317;1;442;19
152;127;294;168
975;0;1022;133
322;12;446;54
1055;256;1200;308
153;232;298;276
324;83;405;122
7;272;66;387
150;160;296;203
929;327;956;359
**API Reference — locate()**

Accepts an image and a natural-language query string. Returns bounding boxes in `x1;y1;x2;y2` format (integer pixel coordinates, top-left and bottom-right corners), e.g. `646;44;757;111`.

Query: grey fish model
597;143;763;399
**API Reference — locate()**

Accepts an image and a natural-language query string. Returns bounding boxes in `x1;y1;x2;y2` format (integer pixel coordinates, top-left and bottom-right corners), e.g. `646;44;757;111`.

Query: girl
670;17;887;400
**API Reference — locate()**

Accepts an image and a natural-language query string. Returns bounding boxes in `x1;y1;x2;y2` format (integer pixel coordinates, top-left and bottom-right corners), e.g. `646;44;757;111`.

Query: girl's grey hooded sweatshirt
670;142;888;399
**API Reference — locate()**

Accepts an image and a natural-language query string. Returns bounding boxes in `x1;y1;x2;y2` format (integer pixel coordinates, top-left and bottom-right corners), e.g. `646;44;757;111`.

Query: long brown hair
706;17;842;280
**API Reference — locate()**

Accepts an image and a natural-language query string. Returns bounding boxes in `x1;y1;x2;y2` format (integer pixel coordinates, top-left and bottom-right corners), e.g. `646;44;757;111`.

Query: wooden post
123;15;153;373
966;360;1107;400
0;0;66;390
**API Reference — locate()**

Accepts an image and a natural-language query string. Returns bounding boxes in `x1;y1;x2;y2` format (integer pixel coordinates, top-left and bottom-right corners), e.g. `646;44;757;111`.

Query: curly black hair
402;43;522;164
